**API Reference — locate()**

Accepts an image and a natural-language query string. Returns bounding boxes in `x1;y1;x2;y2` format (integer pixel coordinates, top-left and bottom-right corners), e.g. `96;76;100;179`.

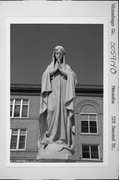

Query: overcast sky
11;24;103;86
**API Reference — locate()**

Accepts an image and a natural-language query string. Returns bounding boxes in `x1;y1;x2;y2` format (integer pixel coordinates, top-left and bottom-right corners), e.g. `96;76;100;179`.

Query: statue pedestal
37;142;75;162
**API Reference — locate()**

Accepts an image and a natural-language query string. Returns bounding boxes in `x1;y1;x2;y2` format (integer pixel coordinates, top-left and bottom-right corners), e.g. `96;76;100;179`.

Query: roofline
11;84;103;97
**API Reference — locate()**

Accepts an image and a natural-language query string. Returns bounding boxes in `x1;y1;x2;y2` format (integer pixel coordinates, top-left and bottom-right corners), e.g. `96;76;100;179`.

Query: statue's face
55;50;63;62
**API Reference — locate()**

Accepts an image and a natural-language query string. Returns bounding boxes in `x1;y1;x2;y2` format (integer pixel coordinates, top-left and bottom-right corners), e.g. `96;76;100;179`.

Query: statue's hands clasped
56;60;61;70
56;60;67;78
58;61;67;78
49;61;59;77
50;60;67;78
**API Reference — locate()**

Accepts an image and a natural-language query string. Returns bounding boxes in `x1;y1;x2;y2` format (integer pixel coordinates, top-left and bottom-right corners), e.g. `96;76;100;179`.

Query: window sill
10;117;29;119
81;158;100;161
10;149;26;151
80;133;99;135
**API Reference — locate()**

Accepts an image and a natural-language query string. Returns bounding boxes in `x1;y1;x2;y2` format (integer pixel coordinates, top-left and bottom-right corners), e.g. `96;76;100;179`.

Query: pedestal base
37;142;75;162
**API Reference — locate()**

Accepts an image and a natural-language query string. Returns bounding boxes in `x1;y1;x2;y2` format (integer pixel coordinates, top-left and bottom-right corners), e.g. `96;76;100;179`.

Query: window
80;114;98;134
10;129;18;149
10;99;29;118
14;100;21;117
10;129;27;150
10;99;13;117
82;145;99;159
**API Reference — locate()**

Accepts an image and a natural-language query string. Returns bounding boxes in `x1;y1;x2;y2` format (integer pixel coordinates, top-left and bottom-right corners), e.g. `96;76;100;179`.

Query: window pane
10;111;12;117
89;114;96;120
10;99;13;104
22;110;27;117
90;121;97;133
23;100;28;104
10;105;13;117
18;136;25;149
14;105;20;117
22;105;28;117
19;136;25;142
81;121;88;133
14;105;20;111
12;129;18;135
82;121;88;126
82;145;90;158
20;130;26;135
15;100;21;105
91;145;98;151
90;127;97;133
90;121;96;126
80;114;88;120
82;145;89;151
82;152;90;158
91;145;99;159
22;105;28;110
10;136;17;149
10;105;13;111
19;143;25;149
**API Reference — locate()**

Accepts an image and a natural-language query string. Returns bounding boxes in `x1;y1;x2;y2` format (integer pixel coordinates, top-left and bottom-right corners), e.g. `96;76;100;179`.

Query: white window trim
17;129;20;150
10;99;15;118
81;144;100;160
25;100;30;118
10;129;27;151
80;113;98;135
18;129;27;151
20;100;23;118
23;129;27;151
10;129;12;148
10;99;29;118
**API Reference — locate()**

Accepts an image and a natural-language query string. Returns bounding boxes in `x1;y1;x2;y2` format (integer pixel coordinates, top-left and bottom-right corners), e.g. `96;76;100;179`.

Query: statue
37;46;77;161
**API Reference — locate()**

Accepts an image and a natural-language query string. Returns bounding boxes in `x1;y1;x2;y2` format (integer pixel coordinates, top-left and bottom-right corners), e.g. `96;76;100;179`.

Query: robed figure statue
37;46;77;160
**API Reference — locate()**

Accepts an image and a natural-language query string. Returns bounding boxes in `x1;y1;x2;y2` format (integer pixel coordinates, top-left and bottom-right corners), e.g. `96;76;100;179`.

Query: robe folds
39;59;77;147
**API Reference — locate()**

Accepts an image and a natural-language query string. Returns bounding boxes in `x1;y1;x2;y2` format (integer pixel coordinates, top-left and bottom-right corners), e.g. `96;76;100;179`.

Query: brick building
10;84;103;162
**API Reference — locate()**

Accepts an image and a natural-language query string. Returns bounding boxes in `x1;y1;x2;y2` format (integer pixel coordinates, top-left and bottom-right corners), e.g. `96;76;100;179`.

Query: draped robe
39;58;77;147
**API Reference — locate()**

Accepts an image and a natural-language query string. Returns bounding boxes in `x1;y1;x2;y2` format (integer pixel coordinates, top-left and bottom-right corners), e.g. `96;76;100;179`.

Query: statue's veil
51;46;66;70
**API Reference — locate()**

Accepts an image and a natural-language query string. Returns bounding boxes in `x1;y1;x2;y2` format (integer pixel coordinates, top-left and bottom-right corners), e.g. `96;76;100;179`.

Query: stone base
37;142;75;162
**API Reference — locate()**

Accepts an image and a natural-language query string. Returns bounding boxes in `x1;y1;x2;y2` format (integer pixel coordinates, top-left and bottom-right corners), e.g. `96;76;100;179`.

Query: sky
11;24;103;86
